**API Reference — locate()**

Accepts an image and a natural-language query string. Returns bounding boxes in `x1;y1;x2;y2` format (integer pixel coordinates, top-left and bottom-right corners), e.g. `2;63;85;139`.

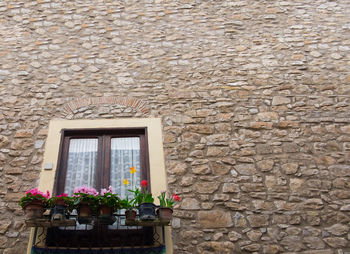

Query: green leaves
157;191;179;208
128;187;154;206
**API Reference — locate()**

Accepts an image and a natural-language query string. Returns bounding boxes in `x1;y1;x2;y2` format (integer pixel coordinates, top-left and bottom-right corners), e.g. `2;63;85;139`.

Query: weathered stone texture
1;0;350;253
247;215;269;228
198;210;233;228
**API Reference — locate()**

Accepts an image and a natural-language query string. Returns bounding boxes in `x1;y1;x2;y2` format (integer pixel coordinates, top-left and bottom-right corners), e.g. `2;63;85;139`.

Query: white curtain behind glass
110;137;140;199
64;139;98;195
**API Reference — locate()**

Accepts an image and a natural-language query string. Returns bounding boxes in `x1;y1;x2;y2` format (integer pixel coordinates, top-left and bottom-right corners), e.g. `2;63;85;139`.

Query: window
27;119;172;254
47;128;153;248
55;128;150;197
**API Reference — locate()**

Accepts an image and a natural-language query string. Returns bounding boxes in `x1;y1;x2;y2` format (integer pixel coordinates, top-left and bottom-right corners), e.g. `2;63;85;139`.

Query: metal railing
28;211;167;253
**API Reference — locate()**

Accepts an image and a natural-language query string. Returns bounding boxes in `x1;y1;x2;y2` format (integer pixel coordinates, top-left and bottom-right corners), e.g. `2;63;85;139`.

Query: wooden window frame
53;127;151;196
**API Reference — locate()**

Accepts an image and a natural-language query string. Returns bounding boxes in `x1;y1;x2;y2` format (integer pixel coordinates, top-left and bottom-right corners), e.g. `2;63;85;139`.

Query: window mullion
100;135;111;189
95;136;104;191
140;133;150;192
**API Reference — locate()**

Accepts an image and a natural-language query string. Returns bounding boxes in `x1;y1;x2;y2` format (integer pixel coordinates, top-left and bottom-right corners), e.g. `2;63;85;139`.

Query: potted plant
157;191;180;222
48;193;73;221
73;186;99;224
19;188;50;220
98;186;120;224
121;166;139;221
129;180;155;221
120;196;137;221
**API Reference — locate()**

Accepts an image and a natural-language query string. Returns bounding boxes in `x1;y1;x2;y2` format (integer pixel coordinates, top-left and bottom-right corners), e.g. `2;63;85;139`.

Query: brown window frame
53;127;151;196
48;128;153;248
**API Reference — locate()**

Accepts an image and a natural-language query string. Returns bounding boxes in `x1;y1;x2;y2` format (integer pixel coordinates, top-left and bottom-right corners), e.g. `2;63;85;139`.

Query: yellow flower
123;179;129;185
130;166;137;174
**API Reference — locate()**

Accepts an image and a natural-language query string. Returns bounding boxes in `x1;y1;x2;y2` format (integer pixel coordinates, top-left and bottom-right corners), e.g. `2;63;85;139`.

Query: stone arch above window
61;97;149;119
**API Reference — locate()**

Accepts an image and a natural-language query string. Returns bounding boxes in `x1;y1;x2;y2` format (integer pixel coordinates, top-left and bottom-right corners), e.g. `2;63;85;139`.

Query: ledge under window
31;245;165;254
29;212;167;254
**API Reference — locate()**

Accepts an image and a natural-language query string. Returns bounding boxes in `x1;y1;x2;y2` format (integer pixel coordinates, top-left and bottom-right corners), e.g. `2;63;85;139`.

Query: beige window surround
27;118;173;254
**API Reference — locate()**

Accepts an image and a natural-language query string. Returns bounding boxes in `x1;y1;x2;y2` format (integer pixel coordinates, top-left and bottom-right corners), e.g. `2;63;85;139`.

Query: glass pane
64;138;98;195
110;137;141;198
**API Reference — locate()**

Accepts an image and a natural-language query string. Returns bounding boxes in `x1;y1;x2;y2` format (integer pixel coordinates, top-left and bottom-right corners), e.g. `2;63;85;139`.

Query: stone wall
0;0;350;253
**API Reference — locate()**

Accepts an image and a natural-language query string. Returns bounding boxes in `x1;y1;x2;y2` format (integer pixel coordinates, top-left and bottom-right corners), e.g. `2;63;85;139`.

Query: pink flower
100;186;115;195
100;188;108;196
74;186;98;196
24;188;50;199
56;193;68;198
108;186;114;194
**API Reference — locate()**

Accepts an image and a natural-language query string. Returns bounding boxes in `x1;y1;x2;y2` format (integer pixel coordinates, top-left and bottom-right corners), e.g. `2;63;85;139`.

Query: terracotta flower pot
125;209;137;221
99;205;113;216
79;203;92;217
157;207;173;222
54;199;66;206
98;205;115;225
23;200;45;220
78;203;93;224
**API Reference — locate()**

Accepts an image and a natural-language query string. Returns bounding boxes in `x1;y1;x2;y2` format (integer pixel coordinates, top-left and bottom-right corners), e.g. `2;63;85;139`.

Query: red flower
173;193;180;202
141;180;148;187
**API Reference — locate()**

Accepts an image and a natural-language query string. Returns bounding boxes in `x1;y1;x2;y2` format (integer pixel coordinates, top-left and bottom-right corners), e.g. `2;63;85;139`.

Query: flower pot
157;207;173;222
23;200;45;220
98;205;115;225
55;199;67;206
138;203;156;221
125;209;137;221
78;203;93;224
99;205;113;216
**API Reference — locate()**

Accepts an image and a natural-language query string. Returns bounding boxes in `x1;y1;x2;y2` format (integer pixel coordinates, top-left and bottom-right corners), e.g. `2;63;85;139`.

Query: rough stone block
198;210;233;228
0;135;9;148
281;163;299;174
323;237;348;248
167;161;187;175
222;183;240;193
5;192;23;202
228;231;242;242
234;164;256;175
195;182;220;194
247;214;269;228
303;236;325;249
272;96;291;105
329;165;350;177
181;198;200;210
14;130;33;138
301;250;333;254
325;224;349;236
257;159;274;171
302;198;324;210
197;241;235;254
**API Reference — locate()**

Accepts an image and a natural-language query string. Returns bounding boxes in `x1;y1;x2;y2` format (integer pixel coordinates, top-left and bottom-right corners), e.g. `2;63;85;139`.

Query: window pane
64;138;98;195
110;137;140;198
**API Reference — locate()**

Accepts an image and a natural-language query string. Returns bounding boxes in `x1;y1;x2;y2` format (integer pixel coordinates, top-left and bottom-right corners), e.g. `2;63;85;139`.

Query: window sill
31;245;166;254
29;212;169;251
26;217;170;228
